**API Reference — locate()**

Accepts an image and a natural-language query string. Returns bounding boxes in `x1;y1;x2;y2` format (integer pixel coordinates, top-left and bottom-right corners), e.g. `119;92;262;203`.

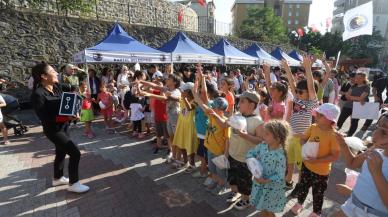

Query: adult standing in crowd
337;70;372;136
372;73;388;105
100;67;115;85
61;64;82;91
30;62;89;193
88;67;100;114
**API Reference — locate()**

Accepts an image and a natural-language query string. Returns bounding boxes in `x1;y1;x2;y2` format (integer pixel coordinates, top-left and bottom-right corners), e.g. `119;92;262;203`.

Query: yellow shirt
205;116;231;155
302;124;340;176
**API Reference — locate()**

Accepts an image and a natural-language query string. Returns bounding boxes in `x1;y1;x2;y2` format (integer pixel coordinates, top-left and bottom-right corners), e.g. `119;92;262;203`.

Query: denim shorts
207;151;227;181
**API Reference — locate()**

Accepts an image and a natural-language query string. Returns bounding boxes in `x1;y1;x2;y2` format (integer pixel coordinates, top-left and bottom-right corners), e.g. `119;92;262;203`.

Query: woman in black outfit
30;62;89;193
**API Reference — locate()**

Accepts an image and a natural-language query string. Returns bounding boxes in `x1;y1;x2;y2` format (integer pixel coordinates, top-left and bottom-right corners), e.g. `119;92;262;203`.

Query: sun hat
180;82;194;92
211;97;228;111
240;91;260;103
313;103;340;123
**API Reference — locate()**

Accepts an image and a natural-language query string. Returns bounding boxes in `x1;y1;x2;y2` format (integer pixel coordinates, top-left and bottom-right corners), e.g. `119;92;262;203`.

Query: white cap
312;59;323;68
152;71;163;79
180;82;194;92
313;103;340;123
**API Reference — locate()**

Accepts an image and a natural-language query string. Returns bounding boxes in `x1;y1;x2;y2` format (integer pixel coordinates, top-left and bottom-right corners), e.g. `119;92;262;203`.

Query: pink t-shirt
269;101;285;119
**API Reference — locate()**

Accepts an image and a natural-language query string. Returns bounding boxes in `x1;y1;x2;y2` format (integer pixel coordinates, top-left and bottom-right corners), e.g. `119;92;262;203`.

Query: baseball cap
152;71;163;80
180;82;194;92
240;91;260;103
211;97;228;111
313;103;340;123
312;59;323;68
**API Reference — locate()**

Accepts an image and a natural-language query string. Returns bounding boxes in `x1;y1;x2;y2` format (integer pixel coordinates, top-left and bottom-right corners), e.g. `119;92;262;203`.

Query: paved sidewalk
0;110;372;217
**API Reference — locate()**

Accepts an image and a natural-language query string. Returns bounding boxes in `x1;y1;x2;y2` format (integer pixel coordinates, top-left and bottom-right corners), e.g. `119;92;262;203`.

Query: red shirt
153;90;167;122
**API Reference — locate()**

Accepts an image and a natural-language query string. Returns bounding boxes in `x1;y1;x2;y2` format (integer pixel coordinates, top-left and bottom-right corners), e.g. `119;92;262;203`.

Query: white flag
342;1;373;41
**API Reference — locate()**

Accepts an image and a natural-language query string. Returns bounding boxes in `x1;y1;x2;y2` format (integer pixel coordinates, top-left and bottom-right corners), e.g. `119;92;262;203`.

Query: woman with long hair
30;62;89;193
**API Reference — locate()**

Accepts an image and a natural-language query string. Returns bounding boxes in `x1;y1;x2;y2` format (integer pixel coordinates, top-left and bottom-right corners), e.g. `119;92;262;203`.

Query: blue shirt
353;149;388;213
195;101;214;139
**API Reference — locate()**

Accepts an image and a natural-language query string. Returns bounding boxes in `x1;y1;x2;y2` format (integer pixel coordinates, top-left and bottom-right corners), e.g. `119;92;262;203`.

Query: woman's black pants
337;107;373;136
44;123;80;184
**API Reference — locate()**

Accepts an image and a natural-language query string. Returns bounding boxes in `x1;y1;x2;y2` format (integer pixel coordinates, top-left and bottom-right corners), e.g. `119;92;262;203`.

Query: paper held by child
211;155;230;170
301;141;320;160
246;157;263;179
99;101;106;109
227;115;247;131
344;168;359;189
344;137;366;152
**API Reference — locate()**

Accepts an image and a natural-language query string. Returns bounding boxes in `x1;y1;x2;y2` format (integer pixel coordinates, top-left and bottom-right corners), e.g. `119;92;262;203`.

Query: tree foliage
238;7;288;44
289;28;386;66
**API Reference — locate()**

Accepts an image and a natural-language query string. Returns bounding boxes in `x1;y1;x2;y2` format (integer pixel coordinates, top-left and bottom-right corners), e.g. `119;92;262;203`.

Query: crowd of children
66;56;388;217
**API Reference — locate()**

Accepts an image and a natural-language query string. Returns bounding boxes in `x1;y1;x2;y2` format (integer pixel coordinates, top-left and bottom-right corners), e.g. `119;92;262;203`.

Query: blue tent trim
270;47;300;66
87;23;163;53
244;44;279;65
288;50;303;61
159;31;218;55
208;38;257;64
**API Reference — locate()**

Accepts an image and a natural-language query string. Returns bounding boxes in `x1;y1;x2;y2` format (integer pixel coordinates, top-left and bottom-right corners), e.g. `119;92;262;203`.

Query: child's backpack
123;90;132;110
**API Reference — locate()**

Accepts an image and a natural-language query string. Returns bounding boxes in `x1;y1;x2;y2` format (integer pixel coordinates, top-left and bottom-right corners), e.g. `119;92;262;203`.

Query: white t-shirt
0;95;4;122
117;73;130;88
270;73;278;83
283;90;294;120
233;77;240;91
130;103;144;121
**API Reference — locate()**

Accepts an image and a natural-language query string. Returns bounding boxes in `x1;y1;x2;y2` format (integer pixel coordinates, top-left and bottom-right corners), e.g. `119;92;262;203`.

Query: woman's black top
30;84;65;128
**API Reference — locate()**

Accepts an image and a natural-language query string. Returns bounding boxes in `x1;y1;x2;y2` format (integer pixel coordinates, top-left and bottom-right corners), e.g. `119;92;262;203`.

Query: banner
73;51;171;64
342;1;373;41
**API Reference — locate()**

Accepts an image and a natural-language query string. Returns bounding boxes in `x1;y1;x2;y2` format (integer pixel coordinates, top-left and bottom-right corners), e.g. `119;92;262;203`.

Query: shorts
144;112;154;124
196;138;207;159
341;195;384;217
227;156;252;196
155;121;168;138
100;107;113;118
167;117;178;136
287;136;302;170
208;151;227;181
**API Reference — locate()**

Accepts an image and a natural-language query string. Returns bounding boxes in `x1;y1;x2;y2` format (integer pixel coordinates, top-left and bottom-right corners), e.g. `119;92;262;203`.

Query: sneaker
226;192;241;203
3;140;10;145
192;171;208;178
67;181;90;193
233;199;250;210
308;212;320;217
203;177;214;186
211;185;228;196
153;147;159;155
184;165;196;173
165;153;174;164
171;160;184;169
138;134;145;139
52;176;69;186
285;181;294;190
206;181;218;192
291;203;303;215
87;133;95;139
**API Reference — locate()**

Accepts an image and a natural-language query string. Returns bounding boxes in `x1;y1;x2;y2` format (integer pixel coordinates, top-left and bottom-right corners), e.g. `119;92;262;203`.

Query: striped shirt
289;99;319;134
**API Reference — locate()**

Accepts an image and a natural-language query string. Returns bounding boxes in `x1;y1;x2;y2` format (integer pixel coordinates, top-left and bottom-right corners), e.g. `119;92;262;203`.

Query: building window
295;20;299;25
296;11;299;16
289;12;292;16
289;4;293;9
296;4;300;9
288;20;291;25
376;16;380;23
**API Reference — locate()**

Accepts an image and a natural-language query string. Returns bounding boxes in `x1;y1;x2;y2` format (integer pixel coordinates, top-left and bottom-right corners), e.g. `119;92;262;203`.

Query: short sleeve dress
173;100;198;155
246;143;287;213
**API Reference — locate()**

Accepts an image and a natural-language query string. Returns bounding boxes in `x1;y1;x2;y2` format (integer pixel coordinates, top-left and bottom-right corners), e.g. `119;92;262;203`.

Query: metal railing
0;0;231;35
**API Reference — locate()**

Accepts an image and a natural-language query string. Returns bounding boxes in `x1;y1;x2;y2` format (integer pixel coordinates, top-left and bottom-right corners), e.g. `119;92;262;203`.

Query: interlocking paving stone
0;109;369;217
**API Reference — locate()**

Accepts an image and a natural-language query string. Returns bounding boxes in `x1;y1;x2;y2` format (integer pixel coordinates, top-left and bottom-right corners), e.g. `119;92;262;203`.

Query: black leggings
337;107;373;136
44;123;80;184
294;164;329;215
133;120;142;133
